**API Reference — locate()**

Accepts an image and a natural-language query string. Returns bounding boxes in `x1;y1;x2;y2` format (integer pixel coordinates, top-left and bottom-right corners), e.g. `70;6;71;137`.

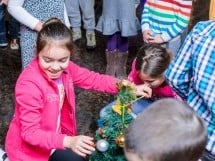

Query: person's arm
165;26;193;100
166;20;215;110
7;0;42;31
141;0;150;32
68;62;119;94
161;0;192;42
141;1;154;42
68;62;152;97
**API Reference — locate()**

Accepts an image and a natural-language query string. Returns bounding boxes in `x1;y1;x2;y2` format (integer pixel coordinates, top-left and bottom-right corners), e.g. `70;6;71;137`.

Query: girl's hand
63;135;95;157
143;30;154;43
149;34;164;44
135;84;152;98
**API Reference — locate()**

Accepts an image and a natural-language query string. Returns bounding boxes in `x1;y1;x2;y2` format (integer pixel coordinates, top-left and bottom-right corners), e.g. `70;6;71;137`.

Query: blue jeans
100;98;154;117
65;0;95;30
8;14;20;40
0;4;7;44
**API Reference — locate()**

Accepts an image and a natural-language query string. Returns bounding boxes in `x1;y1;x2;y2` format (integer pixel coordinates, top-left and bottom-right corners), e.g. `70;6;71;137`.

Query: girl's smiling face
38;42;70;79
138;72;165;88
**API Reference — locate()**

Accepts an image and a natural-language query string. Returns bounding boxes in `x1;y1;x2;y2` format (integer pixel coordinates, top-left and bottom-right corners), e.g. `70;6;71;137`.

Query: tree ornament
115;133;125;148
98;128;106;138
89;80;146;161
96;139;109;152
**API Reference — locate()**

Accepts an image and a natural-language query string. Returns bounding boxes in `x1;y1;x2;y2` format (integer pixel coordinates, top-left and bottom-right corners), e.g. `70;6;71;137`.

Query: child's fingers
72;135;95;157
135;84;152;97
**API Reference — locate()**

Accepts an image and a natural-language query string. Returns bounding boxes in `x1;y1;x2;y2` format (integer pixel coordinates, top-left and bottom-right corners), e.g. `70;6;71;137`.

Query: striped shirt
141;0;192;42
165;20;215;155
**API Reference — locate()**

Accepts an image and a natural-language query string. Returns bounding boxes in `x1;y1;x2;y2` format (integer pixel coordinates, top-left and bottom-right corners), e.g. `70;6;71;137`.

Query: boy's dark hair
135;43;171;78
36;17;74;55
125;98;207;161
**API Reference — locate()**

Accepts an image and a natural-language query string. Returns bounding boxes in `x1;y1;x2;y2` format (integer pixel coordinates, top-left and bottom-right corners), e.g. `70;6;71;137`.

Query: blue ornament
97;120;104;128
96;139;109;152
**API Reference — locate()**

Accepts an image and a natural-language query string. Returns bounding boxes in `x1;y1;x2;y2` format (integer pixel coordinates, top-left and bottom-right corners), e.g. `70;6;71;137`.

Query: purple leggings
106;32;128;52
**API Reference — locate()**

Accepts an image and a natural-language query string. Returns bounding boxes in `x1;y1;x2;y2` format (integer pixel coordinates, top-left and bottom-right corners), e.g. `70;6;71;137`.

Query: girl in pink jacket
128;43;176;98
127;43;178;113
5;18;110;161
5;18;150;161
101;43;177;116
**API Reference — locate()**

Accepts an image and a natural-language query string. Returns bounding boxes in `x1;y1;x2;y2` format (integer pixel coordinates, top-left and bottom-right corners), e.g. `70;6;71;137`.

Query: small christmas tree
89;80;145;161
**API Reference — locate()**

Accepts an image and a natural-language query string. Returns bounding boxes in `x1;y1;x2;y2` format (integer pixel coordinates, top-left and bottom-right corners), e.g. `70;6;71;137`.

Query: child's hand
63;135;95;157
143;30;154;43
135;84;152;98
34;21;44;32
149;34;164;44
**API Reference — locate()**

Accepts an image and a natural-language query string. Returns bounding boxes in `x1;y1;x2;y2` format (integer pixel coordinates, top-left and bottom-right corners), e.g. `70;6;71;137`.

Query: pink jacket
6;58;118;161
128;58;176;98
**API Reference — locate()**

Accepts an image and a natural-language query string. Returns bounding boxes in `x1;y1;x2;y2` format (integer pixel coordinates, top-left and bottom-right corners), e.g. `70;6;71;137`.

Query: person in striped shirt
165;20;215;161
141;0;192;55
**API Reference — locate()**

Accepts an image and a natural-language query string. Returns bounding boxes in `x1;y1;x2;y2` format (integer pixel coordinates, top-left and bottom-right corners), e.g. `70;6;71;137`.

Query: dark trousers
201;150;215;161
0;4;7;44
49;149;86;161
8;15;20;40
0;4;20;43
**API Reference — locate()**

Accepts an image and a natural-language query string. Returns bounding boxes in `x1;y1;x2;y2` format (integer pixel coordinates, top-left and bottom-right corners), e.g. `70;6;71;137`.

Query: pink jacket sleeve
68;62;119;94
